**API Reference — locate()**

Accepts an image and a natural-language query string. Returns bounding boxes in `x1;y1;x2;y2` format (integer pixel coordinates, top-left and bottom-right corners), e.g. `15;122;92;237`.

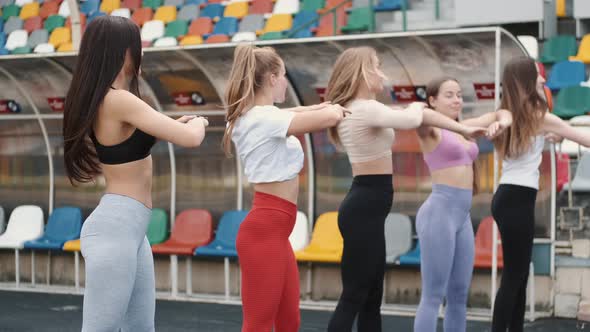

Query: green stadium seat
553;86;590;119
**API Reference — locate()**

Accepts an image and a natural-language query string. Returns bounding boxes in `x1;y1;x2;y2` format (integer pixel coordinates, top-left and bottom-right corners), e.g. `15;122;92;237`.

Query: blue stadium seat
88;11;106;23
24;206;82;250
80;0;101;15
194;210;247;258
200;4;224;19
185;0;206;5
289;10;318;38
373;0;402;12
398;240;421;266
212;17;238;36
546;60;586;91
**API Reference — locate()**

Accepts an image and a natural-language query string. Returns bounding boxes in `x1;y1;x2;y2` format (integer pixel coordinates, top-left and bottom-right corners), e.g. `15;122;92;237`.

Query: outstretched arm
543;113;590;147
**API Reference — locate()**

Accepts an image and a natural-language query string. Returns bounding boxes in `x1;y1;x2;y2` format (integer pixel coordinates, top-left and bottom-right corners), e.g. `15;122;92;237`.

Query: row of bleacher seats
0;204;504;291
0;0;404;53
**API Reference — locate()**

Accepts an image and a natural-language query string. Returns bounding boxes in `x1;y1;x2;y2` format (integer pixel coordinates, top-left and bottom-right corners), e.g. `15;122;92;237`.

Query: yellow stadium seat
295;212;342;263
49;27;71;48
154;5;177;23
180;35;203;45
63;239;80;252
224;2;248;19
556;0;566;18
100;0;121;13
263;13;293;33
57;42;73;52
20;2;40;20
570;35;590;63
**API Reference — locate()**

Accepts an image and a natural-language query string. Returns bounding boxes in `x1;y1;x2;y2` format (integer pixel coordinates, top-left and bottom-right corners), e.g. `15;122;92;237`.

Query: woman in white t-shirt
222;44;348;332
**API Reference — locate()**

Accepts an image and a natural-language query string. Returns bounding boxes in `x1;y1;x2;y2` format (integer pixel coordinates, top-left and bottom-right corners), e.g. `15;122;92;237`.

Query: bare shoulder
101;89;143;117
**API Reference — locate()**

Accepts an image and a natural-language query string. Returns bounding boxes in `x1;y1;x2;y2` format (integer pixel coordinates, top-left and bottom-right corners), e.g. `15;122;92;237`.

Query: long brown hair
494;56;547;158
326;46;379;147
222;44;283;156
63;16;142;184
426;77;479;193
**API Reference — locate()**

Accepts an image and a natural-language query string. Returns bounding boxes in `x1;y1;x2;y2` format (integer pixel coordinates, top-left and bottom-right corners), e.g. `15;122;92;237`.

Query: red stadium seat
151;209;213;255
474;216;504;269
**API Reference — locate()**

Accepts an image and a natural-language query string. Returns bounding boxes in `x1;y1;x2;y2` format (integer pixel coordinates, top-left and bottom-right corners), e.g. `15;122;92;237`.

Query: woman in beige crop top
325;47;487;332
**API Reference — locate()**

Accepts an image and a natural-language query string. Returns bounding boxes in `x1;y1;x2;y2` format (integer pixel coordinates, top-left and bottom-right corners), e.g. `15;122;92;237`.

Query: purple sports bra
423;129;479;172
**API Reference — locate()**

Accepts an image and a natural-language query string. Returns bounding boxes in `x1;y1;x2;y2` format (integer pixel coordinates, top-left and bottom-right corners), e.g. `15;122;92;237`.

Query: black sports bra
90;87;156;165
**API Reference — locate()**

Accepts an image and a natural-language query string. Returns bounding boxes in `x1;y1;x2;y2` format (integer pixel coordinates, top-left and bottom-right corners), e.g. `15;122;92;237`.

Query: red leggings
236;192;300;332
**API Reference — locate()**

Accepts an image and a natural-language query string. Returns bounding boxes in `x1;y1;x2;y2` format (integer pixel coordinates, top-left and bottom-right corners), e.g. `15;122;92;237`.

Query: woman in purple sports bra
413;77;512;332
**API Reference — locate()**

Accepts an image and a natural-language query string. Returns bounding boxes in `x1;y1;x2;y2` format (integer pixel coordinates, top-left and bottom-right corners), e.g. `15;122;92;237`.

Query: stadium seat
540;35;577;64
260;31;282;40
179;34;202;45
384;213;412;264
100;0;120;13
48;26;70;48
131;7;153;26
19;2;39;20
15;0;33;6
152;209;213;295
154;36;178;46
553;86;590;119
289;10;318;38
142;0;163;9
315;6;346;36
546;61;586;91
88;11;106;22
224;1;248;18
27;28;48;48
289;211;309;251
273;0;299;15
250;0;273;14
80;0;100;15
58;1;70;17
341;7;370;33
111;8;131;18
239;14;264;34
141;20;165;42
185;0;206;6
154;5;176;23
200;4;223;20
302;0;324;11
213;17;238;36
195;210;247;299
557;0;566;17
62;239;81;290
188;17;212;36
373;0;402;11
398;240;421;266
146;208;168;245
0;0;12;7
0;205;44;286
23;16;42;33
57;41;73;51
11;45;31;54
570;34;590;63
474;216;503;268
33;42;55;53
2;4;20;20
164;0;184;8
517;35;538;59
295;212;343;263
177;4;199;21
123;0;142;10
4;16;23;35
264;14;293;33
164;19;188;38
205;33;229;43
40;0;59;19
566;152;590;192
44;14;65;33
24;207;82;286
351;0;368;8
231;31;255;42
5;29;28;50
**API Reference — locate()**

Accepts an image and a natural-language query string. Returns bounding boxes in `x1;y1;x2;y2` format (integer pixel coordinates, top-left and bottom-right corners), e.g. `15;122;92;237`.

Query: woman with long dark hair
491;56;590;331
63;16;207;331
414;77;511;332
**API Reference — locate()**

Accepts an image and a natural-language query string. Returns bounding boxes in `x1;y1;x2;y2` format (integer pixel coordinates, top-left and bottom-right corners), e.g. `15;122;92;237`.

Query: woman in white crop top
222;44;348;332
491;56;590;332
324;47;488;332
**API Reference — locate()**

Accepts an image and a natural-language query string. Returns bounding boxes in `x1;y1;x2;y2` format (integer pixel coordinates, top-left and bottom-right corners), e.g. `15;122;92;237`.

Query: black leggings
491;184;537;332
328;175;394;332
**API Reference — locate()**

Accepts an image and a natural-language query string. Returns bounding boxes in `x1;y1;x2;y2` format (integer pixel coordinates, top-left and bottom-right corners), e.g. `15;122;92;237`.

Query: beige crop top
337;99;424;163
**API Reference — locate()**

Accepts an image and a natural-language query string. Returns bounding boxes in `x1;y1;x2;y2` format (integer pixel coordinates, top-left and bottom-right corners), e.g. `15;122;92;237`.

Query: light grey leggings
414;184;475;332
80;194;155;332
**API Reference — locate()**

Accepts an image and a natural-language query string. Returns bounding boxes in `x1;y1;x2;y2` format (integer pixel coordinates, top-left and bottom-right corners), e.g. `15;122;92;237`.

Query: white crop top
337;99;424;163
231;105;304;184
499;135;545;189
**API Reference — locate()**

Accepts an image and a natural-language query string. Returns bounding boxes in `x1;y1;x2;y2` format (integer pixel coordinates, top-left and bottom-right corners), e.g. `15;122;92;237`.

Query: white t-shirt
231;105;304;184
499;135;545;189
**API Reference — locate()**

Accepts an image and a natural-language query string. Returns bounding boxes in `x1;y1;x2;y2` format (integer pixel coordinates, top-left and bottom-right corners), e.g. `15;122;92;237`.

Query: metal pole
491;27;502;314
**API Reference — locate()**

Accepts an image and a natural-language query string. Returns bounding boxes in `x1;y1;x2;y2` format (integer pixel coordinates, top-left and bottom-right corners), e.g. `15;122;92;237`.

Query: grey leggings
80;194;155;332
414;184;475;332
